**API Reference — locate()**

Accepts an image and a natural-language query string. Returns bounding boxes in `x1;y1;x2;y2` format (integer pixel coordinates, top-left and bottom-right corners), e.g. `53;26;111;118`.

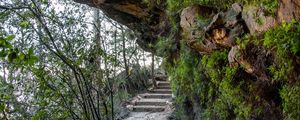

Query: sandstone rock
228;45;240;67
277;0;300;23
211;28;229;46
205;3;246;47
180;5;217;53
74;0;167;52
180;5;215;32
242;7;277;34
180;5;199;32
230;44;272;81
228;45;255;74
179;3;247;53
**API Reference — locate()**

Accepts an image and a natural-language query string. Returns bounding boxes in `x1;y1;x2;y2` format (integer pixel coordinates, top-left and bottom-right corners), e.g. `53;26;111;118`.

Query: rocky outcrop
180;5;216;53
277;0;300;23
180;3;248;54
74;0;170;52
229;44;273;81
74;0;300;57
243;7;277;34
205;3;246;47
73;0;300;84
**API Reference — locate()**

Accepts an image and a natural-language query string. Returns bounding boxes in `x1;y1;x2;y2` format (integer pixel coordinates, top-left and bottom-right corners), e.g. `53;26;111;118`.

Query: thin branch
0;5;29;10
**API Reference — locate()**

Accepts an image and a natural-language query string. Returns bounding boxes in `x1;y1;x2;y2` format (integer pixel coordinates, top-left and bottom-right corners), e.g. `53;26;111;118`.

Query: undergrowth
158;0;298;119
165;0;278;13
263;21;300;119
235;21;300;119
263;21;300;82
163;44;262;119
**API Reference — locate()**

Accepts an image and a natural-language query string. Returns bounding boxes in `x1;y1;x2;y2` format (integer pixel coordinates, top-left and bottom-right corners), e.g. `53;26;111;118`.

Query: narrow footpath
124;76;173;120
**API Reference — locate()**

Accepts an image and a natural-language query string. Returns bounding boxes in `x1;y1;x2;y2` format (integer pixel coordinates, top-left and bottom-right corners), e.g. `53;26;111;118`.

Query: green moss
162;18;300;120
170;45;199;95
264;21;300;56
237;21;300;119
155;37;173;56
263;21;300;81
280;84;300;120
165;45;260;119
166;0;278;13
219;68;252;119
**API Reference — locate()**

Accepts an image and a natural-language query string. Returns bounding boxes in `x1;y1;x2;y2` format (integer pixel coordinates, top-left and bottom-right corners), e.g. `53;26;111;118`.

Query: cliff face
74;0;171;52
75;0;300;119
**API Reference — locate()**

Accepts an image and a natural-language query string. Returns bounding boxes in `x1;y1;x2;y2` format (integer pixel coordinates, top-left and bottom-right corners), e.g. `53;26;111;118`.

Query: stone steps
157;81;170;86
135;99;168;106
127;77;173;113
132;106;165;112
150;89;172;94
142;93;172;99
157;85;171;89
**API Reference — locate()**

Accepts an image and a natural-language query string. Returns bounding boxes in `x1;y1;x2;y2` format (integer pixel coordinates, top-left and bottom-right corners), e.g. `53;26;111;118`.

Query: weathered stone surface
74;0;168;52
228;45;254;74
180;5;215;32
180;5;216;53
180;3;247;54
277;0;300;23
242;7;277;34
228;45;241;67
229;44;272;81
205;3;246;47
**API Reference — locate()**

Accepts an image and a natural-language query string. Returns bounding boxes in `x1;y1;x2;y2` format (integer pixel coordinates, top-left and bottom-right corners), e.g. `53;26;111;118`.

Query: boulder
242;7;277;34
180;5;215;32
179;3;247;54
277;0;300;23
205;3;246;47
180;5;217;53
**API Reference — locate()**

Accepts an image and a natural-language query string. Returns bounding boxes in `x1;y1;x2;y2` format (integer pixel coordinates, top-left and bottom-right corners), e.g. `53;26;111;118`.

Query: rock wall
74;0;170;52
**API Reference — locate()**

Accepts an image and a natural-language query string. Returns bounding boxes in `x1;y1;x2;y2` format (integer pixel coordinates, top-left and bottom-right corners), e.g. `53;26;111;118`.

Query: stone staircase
128;78;172;112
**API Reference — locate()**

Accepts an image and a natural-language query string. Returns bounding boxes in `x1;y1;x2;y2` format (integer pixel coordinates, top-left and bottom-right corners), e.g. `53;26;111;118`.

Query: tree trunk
151;53;156;87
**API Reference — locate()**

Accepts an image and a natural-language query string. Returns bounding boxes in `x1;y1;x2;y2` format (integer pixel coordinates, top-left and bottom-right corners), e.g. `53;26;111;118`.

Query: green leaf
20;21;29;28
4;42;13;49
27;58;35;65
0;11;11;19
5;35;15;41
0;51;8;57
19;52;25;60
0;103;5;111
42;0;48;4
28;47;34;55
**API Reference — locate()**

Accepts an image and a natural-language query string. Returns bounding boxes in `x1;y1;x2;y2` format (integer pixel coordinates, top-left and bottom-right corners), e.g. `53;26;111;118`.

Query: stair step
150;89;172;94
157;86;171;89
157;81;170;86
155;79;167;82
143;93;172;99
132;106;165;112
135;99;168;106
